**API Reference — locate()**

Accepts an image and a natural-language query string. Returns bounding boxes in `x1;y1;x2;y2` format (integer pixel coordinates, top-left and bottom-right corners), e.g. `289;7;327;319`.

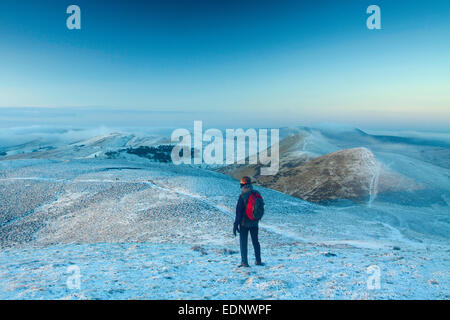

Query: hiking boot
238;262;250;268
255;261;265;266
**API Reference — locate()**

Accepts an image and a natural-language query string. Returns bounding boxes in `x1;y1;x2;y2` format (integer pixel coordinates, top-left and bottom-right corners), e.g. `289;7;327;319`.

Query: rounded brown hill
220;147;421;203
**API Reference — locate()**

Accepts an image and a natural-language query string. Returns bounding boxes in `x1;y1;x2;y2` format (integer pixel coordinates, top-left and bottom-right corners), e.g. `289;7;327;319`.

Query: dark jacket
234;189;260;228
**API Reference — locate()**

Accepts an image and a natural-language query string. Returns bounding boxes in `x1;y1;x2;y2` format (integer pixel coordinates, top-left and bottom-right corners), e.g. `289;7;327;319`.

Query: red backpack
244;191;265;221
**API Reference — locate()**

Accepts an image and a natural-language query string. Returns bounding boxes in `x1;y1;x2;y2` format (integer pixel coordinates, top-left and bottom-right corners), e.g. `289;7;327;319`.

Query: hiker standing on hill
233;176;265;267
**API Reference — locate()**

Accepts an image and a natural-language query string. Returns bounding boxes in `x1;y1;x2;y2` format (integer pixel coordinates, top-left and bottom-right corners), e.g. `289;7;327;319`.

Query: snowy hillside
0;126;449;299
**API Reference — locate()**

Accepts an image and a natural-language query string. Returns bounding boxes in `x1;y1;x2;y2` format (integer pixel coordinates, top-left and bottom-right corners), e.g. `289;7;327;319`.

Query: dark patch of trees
105;145;195;163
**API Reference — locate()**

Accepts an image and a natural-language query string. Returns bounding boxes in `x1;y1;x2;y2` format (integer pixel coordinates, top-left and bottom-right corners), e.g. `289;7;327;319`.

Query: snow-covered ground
0;127;449;299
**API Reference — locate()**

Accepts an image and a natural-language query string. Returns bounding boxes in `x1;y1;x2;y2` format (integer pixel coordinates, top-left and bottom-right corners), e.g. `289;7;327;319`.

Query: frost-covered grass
0;240;448;300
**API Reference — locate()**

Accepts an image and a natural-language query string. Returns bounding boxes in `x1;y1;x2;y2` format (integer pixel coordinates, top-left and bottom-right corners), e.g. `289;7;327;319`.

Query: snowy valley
0;126;449;299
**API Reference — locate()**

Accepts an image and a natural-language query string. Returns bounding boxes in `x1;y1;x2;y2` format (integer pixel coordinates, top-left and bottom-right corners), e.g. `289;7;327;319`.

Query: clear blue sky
0;0;449;130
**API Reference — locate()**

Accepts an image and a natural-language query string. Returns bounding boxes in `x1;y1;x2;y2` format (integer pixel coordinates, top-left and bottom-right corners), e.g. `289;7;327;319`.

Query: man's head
240;176;252;193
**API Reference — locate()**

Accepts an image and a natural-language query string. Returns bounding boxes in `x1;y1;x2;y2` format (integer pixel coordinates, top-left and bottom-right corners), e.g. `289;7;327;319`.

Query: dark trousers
239;226;261;264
